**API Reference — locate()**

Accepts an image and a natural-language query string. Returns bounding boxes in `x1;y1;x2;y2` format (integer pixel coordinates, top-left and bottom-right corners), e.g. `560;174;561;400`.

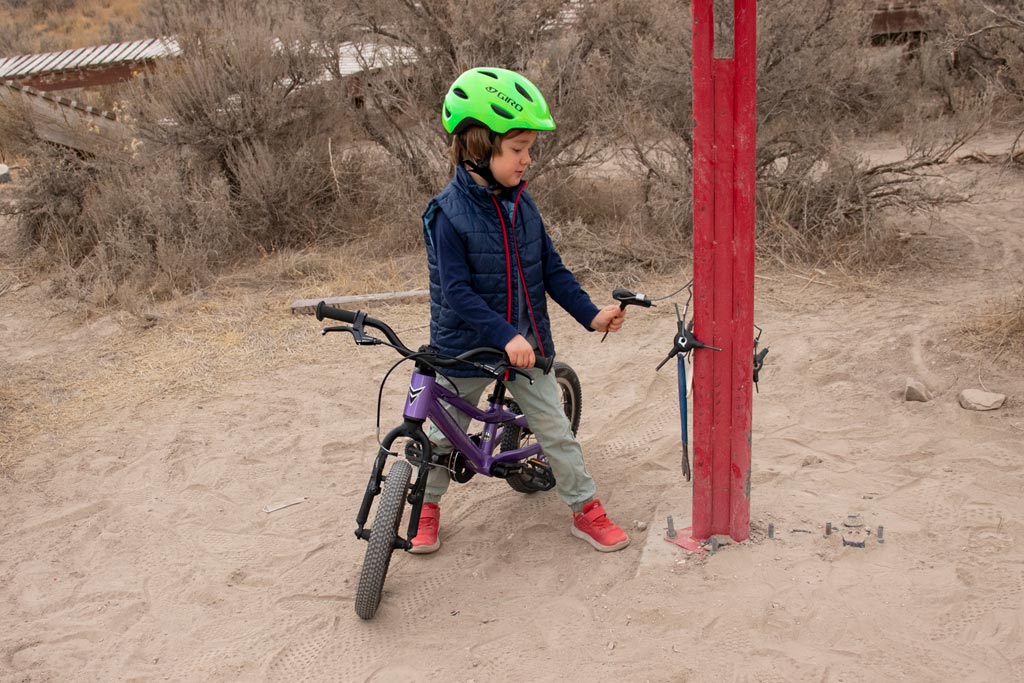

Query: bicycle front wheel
354;458;411;620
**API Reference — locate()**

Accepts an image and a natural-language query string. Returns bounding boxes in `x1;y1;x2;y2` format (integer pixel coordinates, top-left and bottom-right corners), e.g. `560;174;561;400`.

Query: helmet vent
514;82;534;103
453;87;469;99
478;70;499;79
444;105;451;119
490;104;515;120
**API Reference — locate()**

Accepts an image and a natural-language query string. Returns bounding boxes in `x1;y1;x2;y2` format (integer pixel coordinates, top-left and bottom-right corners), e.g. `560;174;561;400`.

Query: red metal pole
691;0;757;543
691;0;715;539
731;0;757;540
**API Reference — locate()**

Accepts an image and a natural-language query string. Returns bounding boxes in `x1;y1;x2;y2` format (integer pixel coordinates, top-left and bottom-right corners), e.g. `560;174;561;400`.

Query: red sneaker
409;503;441;554
572;500;630;552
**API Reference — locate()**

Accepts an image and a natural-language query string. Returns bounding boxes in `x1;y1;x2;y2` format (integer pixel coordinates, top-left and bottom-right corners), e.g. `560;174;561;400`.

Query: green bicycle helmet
442;67;556;135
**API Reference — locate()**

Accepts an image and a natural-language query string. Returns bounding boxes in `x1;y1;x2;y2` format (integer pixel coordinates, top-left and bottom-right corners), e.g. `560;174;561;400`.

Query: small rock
634;520;648;531
801;454;823;467
958;389;1006;411
607;641;615;651
0;163;10;183
904;378;932;402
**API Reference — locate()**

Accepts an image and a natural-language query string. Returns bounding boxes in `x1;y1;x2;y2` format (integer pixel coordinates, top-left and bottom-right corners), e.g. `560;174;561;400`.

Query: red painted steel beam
731;0;757;540
691;0;757;542
691;0;715;538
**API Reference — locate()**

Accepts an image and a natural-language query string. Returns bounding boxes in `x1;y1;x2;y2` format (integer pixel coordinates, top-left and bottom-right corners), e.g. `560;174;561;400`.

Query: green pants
424;368;597;512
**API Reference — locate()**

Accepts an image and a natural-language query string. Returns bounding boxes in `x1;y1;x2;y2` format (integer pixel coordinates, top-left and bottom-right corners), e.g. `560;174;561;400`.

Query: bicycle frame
355;363;543;549
405;369;542;472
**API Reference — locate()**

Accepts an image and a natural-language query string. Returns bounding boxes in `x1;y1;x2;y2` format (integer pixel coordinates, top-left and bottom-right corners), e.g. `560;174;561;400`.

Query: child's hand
504;334;536;368
591;305;626;333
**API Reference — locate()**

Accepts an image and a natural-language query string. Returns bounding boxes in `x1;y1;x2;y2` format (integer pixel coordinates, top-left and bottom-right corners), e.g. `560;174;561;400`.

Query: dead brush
0;0;145;53
963;289;1024;360
756;150;911;267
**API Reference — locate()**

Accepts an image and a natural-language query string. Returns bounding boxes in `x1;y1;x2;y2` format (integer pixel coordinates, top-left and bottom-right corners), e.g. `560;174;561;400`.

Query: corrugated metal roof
0;38;180;80
0;37;410;85
336;42;415;77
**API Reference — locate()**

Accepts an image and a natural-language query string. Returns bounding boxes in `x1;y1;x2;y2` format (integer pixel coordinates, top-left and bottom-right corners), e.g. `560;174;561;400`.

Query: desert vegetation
0;0;146;53
1;0;1022;306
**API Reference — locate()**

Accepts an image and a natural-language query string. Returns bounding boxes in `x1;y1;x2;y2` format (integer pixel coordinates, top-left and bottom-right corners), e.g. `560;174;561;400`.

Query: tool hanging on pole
655;286;721;482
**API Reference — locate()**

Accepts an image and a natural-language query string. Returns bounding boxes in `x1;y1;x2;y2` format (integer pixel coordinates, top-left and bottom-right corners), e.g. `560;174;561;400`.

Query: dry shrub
531;172;641;227
0;12;35;54
5;0;427;305
919;1;1024;116
581;0;985;267
963;289;1024;359
12;146;95;256
5;0;1009;308
758;106;983;266
225;140;339;248
0;97;37;164
135;0;432;244
326;0;619;195
14;144;237;304
944;1;1024;164
0;0;147;53
547;215;682;288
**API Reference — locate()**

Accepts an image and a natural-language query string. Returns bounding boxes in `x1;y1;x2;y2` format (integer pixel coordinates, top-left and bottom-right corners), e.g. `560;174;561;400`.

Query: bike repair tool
600;288;654;342
752;324;769;393
655;287;721;481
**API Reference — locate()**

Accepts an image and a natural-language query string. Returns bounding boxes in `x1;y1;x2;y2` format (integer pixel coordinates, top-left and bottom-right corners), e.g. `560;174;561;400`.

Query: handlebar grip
534;354;555;375
316;301;358;324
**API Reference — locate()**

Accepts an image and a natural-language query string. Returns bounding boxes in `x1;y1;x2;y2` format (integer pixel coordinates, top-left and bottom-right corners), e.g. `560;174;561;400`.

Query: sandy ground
1;160;1022;682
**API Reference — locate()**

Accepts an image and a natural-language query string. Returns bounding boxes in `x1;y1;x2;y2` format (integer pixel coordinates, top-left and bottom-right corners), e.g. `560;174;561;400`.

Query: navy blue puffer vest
422;167;554;377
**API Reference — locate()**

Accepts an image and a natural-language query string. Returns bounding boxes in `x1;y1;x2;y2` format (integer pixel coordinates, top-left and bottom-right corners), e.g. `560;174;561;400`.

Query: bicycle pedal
518;458;556;491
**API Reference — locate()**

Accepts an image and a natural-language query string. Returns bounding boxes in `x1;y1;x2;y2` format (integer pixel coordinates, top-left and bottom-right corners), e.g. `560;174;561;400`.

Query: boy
417;67;629;553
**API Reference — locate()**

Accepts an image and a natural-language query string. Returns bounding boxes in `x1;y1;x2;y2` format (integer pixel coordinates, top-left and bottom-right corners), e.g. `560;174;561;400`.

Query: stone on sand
905;378;932;402
958;389;1006;411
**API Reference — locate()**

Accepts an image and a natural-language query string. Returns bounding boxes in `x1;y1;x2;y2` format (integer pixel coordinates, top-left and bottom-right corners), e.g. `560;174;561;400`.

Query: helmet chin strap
462;158;508;191
457;130;516;191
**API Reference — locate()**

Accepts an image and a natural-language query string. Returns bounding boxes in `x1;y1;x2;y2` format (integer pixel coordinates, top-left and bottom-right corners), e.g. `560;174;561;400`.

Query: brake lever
321;323;380;345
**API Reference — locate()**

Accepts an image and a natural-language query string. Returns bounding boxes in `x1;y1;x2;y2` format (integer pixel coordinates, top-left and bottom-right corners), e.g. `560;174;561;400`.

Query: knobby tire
354;458;412;620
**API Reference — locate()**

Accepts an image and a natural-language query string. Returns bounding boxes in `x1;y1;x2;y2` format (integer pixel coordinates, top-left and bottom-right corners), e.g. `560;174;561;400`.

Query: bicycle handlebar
315;302;358;325
317;302;405;347
315;301;554;374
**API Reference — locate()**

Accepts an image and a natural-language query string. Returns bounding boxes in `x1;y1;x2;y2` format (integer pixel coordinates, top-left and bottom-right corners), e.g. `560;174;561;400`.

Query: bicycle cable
369;342;503;451
648;278;694;302
372;347;449;450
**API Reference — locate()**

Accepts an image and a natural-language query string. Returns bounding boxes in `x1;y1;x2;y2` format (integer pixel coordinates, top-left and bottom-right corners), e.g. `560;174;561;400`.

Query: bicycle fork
354;420;435;551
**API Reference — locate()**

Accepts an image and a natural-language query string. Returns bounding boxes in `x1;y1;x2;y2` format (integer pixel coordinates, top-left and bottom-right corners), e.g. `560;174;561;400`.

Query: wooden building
0;38;178;92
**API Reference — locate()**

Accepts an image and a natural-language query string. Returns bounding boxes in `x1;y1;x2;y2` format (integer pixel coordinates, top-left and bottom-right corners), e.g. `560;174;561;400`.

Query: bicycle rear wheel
355;458;411;620
500;361;583;493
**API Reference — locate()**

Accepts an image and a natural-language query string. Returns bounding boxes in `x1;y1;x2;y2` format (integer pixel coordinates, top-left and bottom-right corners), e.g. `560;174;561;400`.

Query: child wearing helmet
416;67;630;554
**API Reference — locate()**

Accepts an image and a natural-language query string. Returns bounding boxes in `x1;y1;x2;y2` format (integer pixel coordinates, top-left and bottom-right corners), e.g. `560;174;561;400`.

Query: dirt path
1;164;1022;682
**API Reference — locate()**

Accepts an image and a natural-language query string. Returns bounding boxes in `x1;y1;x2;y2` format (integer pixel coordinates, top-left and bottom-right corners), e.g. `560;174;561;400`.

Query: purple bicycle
315;301;582;620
